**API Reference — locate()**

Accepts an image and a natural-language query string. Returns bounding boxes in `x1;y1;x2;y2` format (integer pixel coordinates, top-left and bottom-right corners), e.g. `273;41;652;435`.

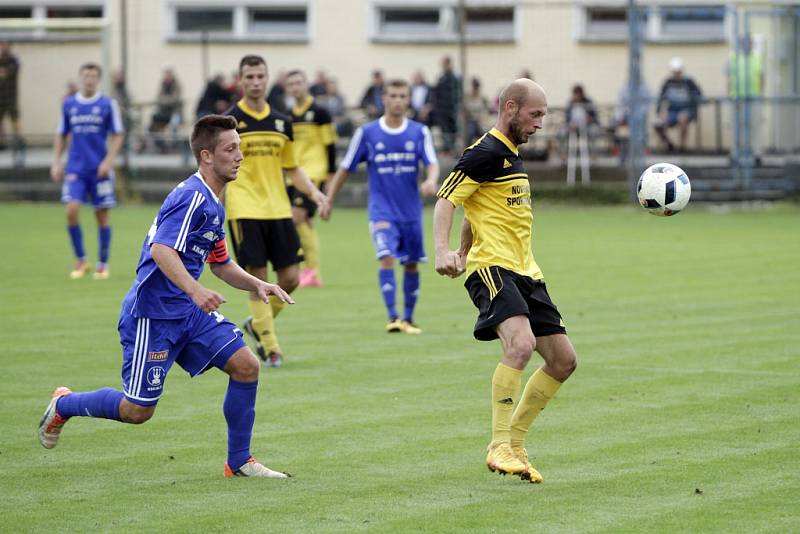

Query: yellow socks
491;363;522;447
296;221;320;272
509;368;562;448
248;297;280;353
270;295;286;319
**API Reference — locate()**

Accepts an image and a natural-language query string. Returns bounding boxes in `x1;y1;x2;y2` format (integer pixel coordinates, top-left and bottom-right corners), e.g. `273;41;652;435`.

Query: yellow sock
509;367;562;448
248;298;280;352
296;221;320;271
491;363;522;447
270;295;287;319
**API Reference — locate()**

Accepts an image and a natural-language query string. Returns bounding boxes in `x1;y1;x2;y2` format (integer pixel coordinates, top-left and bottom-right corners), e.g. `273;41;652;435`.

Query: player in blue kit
38;115;295;478
323;79;439;334
50;62;124;280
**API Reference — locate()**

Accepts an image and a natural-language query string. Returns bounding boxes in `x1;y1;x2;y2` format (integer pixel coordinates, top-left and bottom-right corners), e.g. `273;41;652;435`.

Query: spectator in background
728;35;765;162
409;70;432;125
464;77;490;143
63;80;78;102
111;68;133;161
433;56;461;155
0;41;22;156
317;78;353;137
196;73;234;119
309;70;328;97
360;69;384;120
654;57;702;153
225;70;242;101
564;84;599;133
148;66;183;152
267;70;289;114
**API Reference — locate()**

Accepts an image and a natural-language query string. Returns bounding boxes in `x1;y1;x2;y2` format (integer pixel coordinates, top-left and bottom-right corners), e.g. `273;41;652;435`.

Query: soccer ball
637;163;691;216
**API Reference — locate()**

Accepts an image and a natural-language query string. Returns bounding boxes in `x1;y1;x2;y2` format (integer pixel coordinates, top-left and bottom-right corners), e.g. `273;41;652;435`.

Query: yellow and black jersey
288;96;336;186
437;127;543;280
225;100;297;220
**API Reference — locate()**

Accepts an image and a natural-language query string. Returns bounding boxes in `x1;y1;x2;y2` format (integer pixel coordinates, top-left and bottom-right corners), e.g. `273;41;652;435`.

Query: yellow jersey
288;96;336;186
437;128;543;280
225;100;297;220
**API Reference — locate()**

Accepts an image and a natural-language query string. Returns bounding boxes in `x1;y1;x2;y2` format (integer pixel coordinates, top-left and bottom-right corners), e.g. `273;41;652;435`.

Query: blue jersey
123;173;229;320
340;117;437;222
58;92;124;176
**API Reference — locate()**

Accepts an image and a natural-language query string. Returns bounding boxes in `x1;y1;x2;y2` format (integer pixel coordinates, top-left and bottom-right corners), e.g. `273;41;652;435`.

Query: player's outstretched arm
420;162;440;197
151;243;226;313
320;168;350;221
287;166;329;214
210;260;294;305
433;197;465;278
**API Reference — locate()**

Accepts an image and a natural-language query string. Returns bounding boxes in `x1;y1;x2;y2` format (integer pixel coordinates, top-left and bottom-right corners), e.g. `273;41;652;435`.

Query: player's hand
97;158;113;178
319;202;332;221
420;179;437;197
50;163;64;182
314;190;331;220
255;281;294;306
435;250;465;278
190;286;226;313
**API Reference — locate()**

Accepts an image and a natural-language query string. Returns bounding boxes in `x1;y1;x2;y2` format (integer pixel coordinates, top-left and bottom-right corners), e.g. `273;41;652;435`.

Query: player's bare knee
120;401;155;424
234;354;261;382
506;334;535;367
379;256;394;269
555;349;577;379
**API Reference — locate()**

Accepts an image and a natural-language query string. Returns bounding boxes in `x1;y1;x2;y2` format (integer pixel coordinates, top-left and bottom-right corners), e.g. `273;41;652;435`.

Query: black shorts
286;185;320;218
465;266;567;341
228;218;301;270
0;102;19;121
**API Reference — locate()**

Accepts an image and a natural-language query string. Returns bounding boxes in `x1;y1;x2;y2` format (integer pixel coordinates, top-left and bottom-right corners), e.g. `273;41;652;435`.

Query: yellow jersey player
433;79;578;483
285;69;337;287
225;55;328;367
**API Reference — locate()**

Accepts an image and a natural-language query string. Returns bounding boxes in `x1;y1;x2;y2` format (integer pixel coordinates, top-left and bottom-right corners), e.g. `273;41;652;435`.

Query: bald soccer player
433;79;577;483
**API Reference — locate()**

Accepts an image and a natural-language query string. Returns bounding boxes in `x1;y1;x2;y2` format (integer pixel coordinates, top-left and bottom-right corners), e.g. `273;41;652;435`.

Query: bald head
498;79;546;113
496;79;548;146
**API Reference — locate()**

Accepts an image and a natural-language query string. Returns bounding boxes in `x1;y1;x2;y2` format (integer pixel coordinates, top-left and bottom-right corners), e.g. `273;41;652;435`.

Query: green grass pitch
0;201;798;533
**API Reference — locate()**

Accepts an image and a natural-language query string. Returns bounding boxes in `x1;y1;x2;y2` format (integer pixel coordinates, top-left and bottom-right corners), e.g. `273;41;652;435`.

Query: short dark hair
190;114;237;164
79;62;102;76
239;54;266;74
286;69;305;79
386;78;409;90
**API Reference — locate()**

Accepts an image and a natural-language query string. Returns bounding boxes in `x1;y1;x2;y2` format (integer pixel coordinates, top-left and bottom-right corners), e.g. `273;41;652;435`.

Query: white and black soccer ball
637;163;691;216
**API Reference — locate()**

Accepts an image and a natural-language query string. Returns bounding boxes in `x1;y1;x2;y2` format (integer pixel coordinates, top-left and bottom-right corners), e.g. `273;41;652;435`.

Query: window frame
0;1;105;42
370;1;518;44
165;0;311;43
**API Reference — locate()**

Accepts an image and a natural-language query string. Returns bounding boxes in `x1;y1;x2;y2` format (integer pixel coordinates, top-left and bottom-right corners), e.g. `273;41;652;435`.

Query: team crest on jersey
202;230;218;241
503;159;512;169
92;106;101;114
147;350;169;362
275;119;285;132
405;140;415;151
237;120;248;129
305;111;313;121
375;142;385;151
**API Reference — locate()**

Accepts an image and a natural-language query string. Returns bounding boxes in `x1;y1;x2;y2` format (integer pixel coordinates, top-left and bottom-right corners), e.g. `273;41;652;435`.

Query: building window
464;7;514;41
247;7;308;41
660;5;725;41
0;2;105;41
168;2;309;42
577;4;725;43
372;3;516;43
175;8;234;34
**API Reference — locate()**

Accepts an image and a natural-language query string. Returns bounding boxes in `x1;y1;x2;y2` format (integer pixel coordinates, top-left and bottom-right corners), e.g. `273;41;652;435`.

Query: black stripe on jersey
492;173;528;183
438;171;460;197
442;171;467;198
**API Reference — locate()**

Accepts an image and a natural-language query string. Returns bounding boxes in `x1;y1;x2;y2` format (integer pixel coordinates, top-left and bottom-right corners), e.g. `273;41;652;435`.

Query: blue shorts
61;171;117;209
369;219;427;265
664;108;697;127
118;307;246;406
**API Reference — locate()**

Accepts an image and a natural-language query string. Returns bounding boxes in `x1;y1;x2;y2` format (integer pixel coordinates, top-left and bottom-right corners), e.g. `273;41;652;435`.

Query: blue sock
56;388;123;421
98;226;112;264
224;378;258;470
67;225;85;260
403;271;420;322
378;268;397;320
